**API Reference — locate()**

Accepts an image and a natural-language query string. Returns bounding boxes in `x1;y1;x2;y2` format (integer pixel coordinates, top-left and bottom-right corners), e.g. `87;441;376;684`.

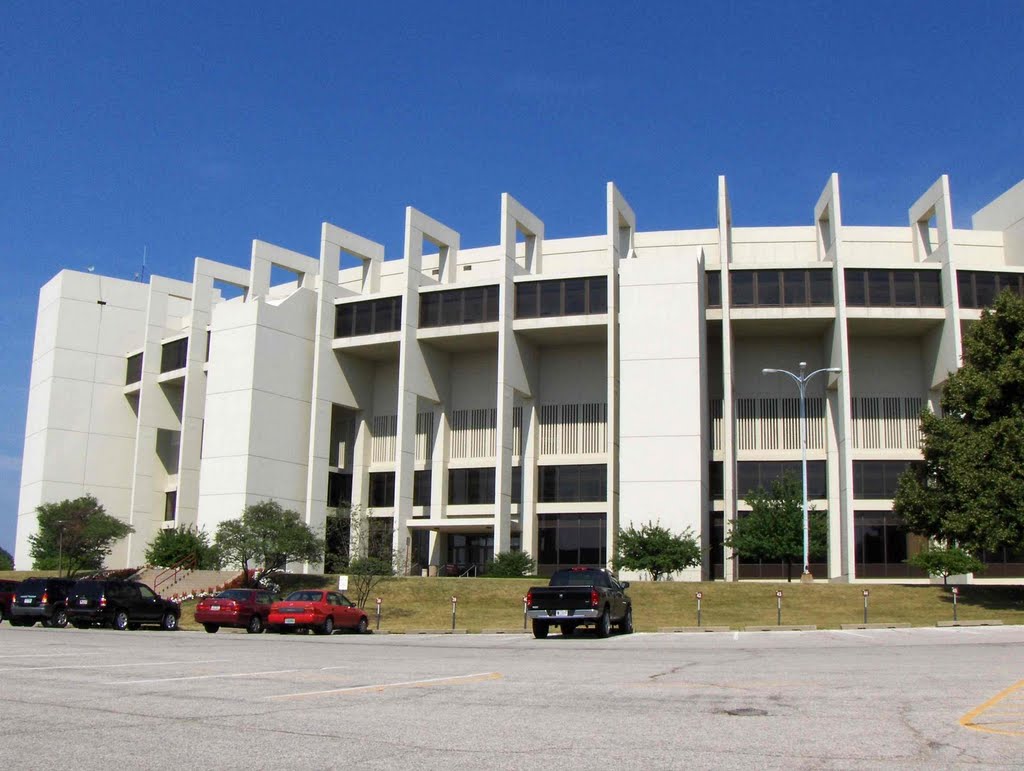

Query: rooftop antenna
134;245;148;283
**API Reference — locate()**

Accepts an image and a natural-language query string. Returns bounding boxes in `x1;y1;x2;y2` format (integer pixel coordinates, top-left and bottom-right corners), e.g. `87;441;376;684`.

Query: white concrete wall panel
538;344;606;404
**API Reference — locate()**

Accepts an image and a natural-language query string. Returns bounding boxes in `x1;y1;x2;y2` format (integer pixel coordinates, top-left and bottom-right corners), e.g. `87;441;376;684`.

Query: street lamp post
761;362;841;581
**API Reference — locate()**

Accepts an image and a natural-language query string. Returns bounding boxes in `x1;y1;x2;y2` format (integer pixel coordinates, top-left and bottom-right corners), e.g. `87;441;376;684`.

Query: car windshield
216;590;251;601
284;591;322;602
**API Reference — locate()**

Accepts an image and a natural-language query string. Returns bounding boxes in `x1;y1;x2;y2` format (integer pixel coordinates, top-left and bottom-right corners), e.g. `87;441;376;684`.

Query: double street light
761;361;841;580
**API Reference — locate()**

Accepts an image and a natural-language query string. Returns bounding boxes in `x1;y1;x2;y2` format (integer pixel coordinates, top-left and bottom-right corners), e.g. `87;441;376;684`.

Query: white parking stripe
267;671;503;700
114;669;300;685
0;659;229;673
0;651;108;660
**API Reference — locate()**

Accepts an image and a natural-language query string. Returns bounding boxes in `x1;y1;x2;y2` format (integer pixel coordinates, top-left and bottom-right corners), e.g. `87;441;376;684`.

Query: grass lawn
3;570;1020;633
166;576;1024;633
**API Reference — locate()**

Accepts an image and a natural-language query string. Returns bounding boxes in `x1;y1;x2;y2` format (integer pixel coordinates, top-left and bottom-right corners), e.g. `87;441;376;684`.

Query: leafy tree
28;495;134;576
0;546;13;571
894;291;1024;557
614;521;701;581
325;505;394;572
214;500;324;587
907;545;985;585
486;550;535;578
347;556;394;609
726;474;828;582
144;525;218;569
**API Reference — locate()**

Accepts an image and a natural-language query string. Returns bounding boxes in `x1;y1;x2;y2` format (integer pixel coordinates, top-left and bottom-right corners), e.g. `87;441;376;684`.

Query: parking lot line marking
834;630;872;639
960;679;1024;736
0;659;229;673
267;671;503;700
114;668;300;685
0;651;108;659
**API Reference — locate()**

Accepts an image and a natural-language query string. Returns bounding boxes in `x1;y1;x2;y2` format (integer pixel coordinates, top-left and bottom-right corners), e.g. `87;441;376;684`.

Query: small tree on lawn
214;500;324;587
145;525;218;569
487;550;536;578
726;473;828;582
326;505;396;608
0;545;13;571
614;521;701;581
907;545;985;585
28;495;134;576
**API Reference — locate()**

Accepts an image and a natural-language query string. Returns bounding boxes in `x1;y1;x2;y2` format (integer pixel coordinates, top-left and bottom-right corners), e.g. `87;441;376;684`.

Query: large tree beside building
215;500;325;587
725;473;828;582
894;290;1024;557
28;495;134;576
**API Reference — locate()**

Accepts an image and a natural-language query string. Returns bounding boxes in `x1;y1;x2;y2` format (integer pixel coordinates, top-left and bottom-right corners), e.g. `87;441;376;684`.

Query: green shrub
486;550;535;578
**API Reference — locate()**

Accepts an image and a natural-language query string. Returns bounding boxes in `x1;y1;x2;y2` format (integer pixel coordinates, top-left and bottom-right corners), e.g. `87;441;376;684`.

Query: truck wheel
595;609;610;638
561;624;575;637
532;620;549;639
618;606;634;634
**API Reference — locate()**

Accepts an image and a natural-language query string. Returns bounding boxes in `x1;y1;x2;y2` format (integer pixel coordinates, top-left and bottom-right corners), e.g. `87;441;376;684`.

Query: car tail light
590;589;599;608
526;591;533;606
99;595;107;608
41;591;49;605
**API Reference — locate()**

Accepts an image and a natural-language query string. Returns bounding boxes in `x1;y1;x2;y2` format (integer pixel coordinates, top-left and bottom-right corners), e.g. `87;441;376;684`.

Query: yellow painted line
960;679;1024;736
266;671;502;700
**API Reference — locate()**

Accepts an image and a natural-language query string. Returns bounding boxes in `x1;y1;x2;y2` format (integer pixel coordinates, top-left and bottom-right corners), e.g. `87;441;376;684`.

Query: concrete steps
134;568;243;599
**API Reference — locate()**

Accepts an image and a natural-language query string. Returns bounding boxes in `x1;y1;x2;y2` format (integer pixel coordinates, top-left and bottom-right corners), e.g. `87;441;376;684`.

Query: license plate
210;605;220;611
555;609;569;617
284;618;295;624
79;598;88;605
22;598;33;604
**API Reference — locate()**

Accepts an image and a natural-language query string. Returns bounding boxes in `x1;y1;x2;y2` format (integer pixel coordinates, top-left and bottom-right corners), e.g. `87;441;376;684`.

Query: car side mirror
621;582;630;589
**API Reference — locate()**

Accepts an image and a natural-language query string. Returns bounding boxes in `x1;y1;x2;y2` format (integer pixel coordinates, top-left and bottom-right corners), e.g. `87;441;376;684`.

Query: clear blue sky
1;2;1022;556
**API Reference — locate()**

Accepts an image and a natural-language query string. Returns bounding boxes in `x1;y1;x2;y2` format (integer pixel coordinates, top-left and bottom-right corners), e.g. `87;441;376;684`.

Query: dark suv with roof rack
9;577;77;628
66;579;180;631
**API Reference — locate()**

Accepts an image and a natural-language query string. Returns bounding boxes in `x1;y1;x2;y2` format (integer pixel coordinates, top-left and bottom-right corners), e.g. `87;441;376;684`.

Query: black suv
9;577;77;628
0;578;20;623
66;579;180;631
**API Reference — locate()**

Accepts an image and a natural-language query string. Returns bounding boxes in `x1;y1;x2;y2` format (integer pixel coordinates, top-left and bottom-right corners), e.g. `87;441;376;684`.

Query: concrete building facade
15;175;1024;581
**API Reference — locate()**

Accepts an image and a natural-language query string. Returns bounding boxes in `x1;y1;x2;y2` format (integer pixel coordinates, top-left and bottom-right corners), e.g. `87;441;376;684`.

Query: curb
403;629;469;635
936;619;1003;627
744;625;817;632
840;622;911;629
658;626;731;633
481;629;530;634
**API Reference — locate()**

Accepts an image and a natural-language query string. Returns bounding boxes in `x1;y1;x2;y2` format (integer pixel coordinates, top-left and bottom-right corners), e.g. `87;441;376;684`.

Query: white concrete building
15;175;1024;581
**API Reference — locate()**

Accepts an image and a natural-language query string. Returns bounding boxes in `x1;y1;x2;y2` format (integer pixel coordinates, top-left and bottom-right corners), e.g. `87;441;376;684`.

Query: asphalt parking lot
2;623;1022;769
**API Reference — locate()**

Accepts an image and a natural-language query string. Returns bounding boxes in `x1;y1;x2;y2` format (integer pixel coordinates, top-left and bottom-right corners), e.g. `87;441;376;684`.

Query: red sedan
194;588;275;634
268;590;368;635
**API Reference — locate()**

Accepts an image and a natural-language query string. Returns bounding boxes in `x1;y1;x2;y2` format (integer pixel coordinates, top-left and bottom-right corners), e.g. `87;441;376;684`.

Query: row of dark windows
708;513;827;580
160;337;188;373
420;285;500;328
537;513;607;572
854;511;925;578
845;269;942;308
365;464;604;508
335;296;403;338
514;276;607;319
729;270;834;308
709;460;918;501
957;271;1024;309
852;460;920;499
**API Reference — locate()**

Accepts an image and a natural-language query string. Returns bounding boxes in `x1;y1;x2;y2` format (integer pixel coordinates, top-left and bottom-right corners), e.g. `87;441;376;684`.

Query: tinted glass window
515;283;538;318
809;270;833;305
893;271;916;306
138;585;156;600
413;470;431;506
757;272;780;306
731;271;754;306
867;271;891;305
782;271;805;306
845;270;866;306
706;271;721;307
539;282;562;317
369;472;396;507
564;278;586;314
588;276;608;313
919;271;941;306
975;273;997;307
217;590;252;601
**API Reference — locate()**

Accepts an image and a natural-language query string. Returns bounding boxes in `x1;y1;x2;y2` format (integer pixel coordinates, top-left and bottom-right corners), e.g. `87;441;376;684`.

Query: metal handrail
458;564;478;578
153;553;198;593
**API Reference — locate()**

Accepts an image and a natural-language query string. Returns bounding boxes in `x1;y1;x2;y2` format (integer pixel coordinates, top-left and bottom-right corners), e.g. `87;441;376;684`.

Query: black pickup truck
526;567;633;638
